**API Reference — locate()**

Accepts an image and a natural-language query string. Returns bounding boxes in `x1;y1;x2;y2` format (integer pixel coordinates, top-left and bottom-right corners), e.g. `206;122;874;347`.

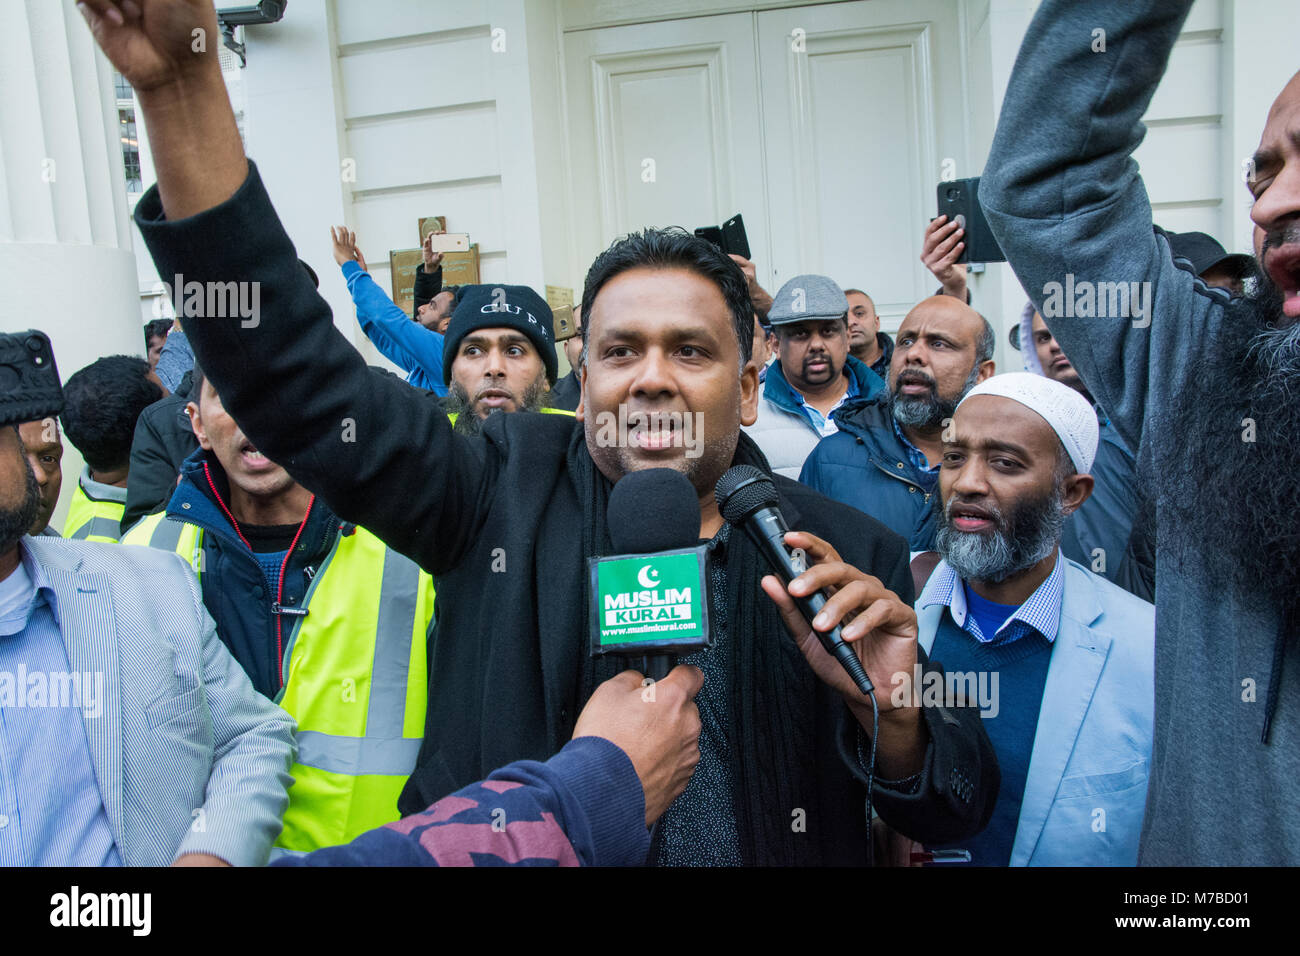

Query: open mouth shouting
475;387;517;411
627;409;686;452
1263;243;1300;319
895;370;936;397
239;440;274;472
947;500;999;534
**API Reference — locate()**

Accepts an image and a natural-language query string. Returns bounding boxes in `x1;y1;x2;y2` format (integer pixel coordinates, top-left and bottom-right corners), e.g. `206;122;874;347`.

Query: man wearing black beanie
441;284;561;433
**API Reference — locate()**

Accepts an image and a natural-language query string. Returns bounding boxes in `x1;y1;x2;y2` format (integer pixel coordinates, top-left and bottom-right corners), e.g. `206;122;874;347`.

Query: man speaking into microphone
86;0;996;865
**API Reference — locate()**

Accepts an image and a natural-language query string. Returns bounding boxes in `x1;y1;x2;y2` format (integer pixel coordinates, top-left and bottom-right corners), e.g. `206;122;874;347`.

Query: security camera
215;1;286;66
215;1;287;28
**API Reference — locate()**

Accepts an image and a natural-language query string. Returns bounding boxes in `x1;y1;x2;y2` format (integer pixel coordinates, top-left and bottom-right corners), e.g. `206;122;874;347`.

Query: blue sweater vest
928;606;1053;865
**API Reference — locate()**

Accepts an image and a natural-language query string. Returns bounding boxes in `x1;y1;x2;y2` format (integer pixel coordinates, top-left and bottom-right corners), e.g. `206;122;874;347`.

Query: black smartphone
0;331;63;428
721;214;751;261
695;213;751;260
694;225;724;248
936;177;1006;264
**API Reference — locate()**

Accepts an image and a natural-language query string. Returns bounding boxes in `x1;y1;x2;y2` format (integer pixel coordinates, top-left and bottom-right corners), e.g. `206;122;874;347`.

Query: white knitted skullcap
957;372;1099;473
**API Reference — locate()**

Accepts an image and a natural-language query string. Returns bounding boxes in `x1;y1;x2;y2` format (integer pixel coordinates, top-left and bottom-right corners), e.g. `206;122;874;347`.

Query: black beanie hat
442;284;557;385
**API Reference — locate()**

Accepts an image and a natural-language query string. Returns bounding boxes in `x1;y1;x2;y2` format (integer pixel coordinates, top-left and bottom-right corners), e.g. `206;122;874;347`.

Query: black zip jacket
165;448;342;698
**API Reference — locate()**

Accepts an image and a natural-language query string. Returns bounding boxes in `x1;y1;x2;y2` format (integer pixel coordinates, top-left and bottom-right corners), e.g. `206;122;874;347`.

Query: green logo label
596;552;703;645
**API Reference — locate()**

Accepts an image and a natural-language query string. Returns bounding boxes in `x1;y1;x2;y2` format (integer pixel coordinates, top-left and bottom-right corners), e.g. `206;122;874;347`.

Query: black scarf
569;428;821;865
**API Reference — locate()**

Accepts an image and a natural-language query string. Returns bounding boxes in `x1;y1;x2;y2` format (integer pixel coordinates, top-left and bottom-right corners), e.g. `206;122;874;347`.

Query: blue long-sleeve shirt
274;736;649;866
341;260;447;396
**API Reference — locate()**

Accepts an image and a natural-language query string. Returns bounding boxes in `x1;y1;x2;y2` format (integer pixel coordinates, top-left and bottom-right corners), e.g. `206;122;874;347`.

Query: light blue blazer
918;558;1154;866
25;535;297;867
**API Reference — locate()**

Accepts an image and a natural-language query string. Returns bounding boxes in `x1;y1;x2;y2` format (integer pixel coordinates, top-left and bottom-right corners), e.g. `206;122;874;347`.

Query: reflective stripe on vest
121;512;202;573
446;407;575;428
121;511;433;851
63;485;126;543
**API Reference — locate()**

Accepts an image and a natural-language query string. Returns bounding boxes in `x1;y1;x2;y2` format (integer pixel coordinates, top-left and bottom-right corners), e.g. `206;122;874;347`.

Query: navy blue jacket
163;448;349;699
799;399;939;552
1059;415;1138;585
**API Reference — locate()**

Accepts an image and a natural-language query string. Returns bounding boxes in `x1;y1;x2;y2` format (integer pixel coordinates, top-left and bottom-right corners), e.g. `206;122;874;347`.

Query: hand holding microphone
757;529;920;714
714;465;920;716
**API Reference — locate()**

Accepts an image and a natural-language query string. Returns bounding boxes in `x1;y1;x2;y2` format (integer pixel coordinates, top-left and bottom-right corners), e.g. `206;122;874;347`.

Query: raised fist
78;0;222;94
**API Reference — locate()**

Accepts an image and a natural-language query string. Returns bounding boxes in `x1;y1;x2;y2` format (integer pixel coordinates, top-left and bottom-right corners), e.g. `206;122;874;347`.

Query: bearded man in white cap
905;373;1154;866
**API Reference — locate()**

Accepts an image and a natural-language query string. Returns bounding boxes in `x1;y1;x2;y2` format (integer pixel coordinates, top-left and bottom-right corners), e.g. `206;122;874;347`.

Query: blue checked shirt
0;540;121;866
920;551;1066;645
893;418;941;475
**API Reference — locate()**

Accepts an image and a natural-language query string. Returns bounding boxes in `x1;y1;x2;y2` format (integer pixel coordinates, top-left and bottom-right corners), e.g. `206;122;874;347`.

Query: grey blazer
24;535;297;866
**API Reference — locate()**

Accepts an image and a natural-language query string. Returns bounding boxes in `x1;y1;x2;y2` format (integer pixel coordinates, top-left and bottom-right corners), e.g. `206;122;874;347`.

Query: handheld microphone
589;468;712;681
714;465;874;696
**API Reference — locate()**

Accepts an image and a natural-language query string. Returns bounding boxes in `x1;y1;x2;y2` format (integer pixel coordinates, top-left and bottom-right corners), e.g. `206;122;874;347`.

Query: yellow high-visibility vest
446;407;575;426
62;468;127;542
123;511;434;851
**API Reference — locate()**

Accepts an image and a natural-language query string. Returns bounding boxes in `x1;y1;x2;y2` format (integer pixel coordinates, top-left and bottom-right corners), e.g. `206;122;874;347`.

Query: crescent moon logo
637;565;660;589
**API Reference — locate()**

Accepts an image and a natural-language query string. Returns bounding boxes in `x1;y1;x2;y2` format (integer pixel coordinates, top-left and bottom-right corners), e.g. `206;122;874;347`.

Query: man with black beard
980;0;1300;863
801;295;995;551
437;284;574;434
911;373;1154;866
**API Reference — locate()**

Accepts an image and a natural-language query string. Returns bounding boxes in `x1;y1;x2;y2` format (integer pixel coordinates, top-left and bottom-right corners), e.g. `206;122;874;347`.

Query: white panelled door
563;13;771;290
563;1;963;328
756;0;965;331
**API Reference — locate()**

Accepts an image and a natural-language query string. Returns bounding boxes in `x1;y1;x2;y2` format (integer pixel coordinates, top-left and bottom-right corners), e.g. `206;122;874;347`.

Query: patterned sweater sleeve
274;737;649;867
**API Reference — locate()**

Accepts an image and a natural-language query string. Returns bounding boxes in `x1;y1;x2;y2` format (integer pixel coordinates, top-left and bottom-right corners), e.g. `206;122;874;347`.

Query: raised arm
413;230;445;314
338;258;448;387
979;0;1230;455
81;0;482;572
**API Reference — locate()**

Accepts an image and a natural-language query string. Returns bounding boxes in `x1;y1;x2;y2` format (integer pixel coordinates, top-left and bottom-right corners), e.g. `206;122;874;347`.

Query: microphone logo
637;565;661;589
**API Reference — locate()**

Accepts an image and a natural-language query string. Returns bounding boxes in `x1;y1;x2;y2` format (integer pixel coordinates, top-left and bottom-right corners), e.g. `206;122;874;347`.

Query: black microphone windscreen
715;465;779;525
607;468;700;554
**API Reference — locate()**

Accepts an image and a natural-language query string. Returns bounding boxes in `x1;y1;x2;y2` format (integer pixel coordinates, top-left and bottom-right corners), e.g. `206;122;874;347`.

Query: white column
0;0;144;531
0;0;142;373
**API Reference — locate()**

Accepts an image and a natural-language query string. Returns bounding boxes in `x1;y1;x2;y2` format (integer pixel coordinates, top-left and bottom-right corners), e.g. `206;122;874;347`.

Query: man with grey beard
910;373;1154;866
800;295;994;551
980;0;1300;863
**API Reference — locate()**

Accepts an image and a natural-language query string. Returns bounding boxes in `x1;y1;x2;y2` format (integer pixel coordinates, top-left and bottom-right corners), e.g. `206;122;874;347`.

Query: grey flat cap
767;274;849;325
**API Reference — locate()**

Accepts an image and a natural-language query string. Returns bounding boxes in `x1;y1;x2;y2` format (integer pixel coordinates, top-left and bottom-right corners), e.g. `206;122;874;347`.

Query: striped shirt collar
0;539;62;638
920;550;1066;645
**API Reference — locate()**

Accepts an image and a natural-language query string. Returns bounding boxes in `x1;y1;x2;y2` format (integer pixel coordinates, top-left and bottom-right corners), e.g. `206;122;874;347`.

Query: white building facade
1;0;1295;527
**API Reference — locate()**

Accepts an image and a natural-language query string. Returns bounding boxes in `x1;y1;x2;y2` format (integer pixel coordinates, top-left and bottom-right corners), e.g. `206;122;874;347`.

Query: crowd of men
0;0;1292;868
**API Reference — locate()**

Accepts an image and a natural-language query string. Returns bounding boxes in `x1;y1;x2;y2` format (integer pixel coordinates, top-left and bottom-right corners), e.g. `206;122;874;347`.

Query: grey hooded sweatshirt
981;0;1298;864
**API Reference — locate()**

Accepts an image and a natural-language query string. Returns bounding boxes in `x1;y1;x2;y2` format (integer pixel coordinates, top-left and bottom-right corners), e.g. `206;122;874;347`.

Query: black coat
136;164;998;863
550;369;581;412
122;375;199;535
